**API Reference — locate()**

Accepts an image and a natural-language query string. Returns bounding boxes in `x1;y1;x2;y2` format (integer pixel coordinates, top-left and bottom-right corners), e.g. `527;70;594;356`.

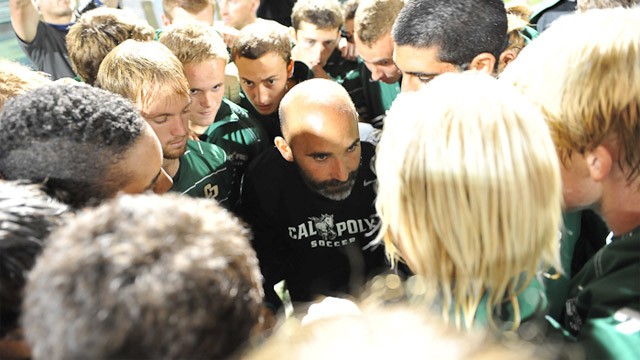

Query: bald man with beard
237;79;387;313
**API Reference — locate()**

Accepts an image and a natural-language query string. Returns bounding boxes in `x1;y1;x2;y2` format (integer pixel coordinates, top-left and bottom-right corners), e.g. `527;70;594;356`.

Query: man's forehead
297;21;340;36
140;91;190;116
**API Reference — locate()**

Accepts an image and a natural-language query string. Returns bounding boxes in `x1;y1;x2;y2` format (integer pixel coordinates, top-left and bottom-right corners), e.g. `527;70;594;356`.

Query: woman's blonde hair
375;72;562;330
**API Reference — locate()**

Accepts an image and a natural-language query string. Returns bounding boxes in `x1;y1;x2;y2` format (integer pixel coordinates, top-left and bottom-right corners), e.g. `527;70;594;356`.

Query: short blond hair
500;8;640;182
96;40;190;113
375;72;562;330
231;20;292;64
291;0;344;30
162;0;215;22
354;0;405;47
66;7;155;85
0;60;51;109
159;21;229;65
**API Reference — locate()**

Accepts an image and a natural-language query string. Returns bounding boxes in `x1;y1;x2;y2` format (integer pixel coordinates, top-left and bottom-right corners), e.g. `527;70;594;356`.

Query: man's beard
162;139;187;159
297;164;359;201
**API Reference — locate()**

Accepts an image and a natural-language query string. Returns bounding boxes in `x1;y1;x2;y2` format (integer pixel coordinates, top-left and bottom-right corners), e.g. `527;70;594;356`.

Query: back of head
96;39;190;111
0;83;147;208
577;0;639;12
354;0;405;47
291;0;344;30
500;7;640;182
159;21;229;65
231;20;292;64
245;304;540;360
0;181;68;338
162;0;215;23
392;0;508;66
342;0;360;21
66;7;155;85
23;193;264;359
375;72;561;329
0;59;51;109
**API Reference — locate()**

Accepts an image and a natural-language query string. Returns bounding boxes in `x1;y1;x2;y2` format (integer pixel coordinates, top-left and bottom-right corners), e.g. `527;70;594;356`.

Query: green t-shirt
170;140;233;207
448;276;548;331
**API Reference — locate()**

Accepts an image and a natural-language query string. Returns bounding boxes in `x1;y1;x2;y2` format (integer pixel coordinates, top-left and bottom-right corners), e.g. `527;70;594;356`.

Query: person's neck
598;177;640;235
42;12;74;26
163;158;181;178
190;124;209;138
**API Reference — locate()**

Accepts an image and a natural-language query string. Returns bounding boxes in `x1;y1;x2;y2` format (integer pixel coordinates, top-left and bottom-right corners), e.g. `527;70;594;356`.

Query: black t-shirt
237;142;387;309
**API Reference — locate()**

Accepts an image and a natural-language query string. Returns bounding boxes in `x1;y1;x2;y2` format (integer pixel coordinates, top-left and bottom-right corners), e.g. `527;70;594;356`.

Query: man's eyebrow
405;71;440;78
145;170;162;191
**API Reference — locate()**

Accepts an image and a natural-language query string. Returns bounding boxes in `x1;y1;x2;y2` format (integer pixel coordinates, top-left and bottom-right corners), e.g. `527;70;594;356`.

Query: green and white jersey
201;98;269;206
170;140;233;207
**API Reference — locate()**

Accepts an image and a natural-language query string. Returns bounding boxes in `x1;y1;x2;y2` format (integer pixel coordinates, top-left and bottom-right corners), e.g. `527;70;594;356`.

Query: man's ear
275;136;294;162
251;0;261;12
161;13;171;27
586;145;613;182
288;26;298;43
499;50;517;69
287;59;294;78
469;52;496;75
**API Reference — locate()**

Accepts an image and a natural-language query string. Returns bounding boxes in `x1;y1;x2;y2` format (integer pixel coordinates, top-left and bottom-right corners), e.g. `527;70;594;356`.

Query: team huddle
1;0;638;359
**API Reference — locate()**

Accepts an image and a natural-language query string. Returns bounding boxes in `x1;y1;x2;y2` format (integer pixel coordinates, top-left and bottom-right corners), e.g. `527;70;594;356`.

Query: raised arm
10;0;40;43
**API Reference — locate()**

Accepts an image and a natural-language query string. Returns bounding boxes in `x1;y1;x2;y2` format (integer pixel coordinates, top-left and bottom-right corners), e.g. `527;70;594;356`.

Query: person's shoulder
184;140;228;165
245;147;286;177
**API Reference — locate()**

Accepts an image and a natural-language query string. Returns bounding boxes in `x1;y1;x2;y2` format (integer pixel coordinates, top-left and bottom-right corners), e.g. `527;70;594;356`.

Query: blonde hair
354;0;405;47
162;0;215;22
244;303;542;360
96;40;190;113
291;0;344;30
159;21;229;65
0;60;51;109
66;7;155;85
231;20;292;64
375;72;562;330
500;8;640;182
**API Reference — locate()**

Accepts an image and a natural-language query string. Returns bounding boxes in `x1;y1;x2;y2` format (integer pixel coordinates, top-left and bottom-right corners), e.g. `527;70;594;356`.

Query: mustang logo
309;214;338;241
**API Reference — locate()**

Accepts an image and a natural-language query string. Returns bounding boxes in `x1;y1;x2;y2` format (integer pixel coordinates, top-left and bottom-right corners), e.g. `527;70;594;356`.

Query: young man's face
35;0;75;18
235;52;290;115
119;124;173;195
393;44;458;93
183;59;226;129
355;32;401;84
287;109;362;201
139;92;190;159
293;21;340;69
219;0;258;30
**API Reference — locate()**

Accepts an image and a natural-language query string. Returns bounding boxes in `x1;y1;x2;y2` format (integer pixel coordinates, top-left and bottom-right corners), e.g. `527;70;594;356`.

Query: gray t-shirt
16;21;76;80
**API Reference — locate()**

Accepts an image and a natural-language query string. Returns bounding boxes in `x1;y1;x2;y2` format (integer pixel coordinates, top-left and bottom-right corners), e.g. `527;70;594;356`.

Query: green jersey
563;225;640;359
170;140;233;207
201;98;269;205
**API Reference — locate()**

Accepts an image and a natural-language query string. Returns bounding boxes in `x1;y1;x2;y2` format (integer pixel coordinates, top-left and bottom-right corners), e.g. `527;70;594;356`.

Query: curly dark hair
0;180;68;338
0;83;146;208
23;193;264;359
